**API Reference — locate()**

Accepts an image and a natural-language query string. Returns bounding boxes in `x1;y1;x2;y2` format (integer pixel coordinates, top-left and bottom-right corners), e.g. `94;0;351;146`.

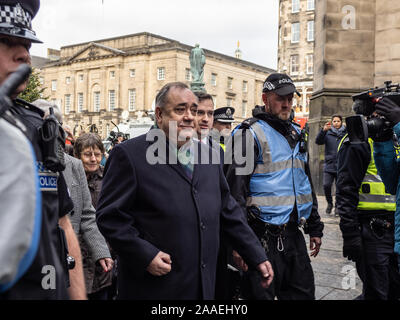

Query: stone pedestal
190;81;206;93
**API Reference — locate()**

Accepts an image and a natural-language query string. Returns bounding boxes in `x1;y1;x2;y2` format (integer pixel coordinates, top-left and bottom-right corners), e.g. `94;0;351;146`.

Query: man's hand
256;260;274;288
98;257;114;273
233;251;274;288
309;237;322;257
343;235;362;262
146;251;172;276
376;97;400;125
232;250;248;272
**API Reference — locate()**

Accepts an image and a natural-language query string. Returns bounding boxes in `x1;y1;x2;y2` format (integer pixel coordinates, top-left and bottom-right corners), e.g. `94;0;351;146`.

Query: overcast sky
30;0;279;69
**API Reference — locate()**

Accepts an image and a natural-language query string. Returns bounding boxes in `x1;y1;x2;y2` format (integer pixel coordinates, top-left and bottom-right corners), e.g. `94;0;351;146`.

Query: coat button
201;262;206;268
200;222;205;230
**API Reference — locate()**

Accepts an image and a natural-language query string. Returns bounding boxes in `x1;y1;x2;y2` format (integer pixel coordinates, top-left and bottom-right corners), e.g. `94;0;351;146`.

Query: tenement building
278;0;315;120
40;32;274;138
309;0;400;193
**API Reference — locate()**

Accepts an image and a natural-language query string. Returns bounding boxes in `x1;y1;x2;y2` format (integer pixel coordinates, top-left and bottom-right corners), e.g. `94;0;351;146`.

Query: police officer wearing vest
336;124;400;299
0;0;85;299
225;73;324;300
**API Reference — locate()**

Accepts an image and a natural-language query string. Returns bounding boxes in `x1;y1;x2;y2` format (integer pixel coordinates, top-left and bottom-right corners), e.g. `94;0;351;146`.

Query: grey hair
155;82;189;108
31;99;63;123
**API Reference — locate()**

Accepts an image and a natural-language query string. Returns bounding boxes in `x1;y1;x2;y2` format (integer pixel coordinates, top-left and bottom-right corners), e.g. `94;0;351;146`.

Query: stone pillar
308;0;376;194
374;0;400;86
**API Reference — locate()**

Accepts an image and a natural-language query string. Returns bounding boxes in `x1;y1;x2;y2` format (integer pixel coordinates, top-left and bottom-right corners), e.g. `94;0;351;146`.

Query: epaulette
240;117;259;129
14;98;45;117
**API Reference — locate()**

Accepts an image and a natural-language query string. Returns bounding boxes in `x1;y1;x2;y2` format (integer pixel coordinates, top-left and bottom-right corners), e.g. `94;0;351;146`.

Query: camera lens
366;117;385;136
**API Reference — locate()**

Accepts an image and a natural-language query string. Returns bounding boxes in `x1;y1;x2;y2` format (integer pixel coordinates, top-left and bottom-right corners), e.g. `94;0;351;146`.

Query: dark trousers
241;225;315;300
354;216;400;300
323;171;337;205
215;235;242;300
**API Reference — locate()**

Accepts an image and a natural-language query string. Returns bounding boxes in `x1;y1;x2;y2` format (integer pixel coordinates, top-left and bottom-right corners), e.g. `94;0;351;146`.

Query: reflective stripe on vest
246;120;313;225
357;138;396;211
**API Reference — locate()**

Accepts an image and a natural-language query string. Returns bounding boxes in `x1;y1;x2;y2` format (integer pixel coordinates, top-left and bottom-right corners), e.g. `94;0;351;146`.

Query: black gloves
376;97;400;125
371;127;393;142
342;234;362;262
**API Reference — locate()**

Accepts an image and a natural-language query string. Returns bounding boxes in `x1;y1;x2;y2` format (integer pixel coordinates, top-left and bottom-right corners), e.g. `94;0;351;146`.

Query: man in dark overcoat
96;82;273;299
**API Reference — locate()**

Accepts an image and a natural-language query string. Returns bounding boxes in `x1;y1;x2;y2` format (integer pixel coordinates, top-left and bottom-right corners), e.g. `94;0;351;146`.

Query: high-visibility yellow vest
338;135;396;212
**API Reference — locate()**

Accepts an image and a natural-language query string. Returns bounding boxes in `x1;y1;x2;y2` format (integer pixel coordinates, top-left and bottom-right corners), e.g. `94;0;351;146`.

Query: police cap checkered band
213;107;235;122
0;4;32;29
0;1;41;43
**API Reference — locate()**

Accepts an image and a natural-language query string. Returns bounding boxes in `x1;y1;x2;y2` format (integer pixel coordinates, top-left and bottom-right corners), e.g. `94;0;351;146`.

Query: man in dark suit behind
96;82;273;299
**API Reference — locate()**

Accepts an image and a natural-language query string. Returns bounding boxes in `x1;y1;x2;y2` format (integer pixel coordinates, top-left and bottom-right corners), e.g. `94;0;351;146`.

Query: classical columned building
39;32;274;138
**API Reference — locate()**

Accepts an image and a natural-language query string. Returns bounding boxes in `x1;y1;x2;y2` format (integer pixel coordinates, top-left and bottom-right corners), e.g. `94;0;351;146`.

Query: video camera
107;130;130;146
346;81;400;143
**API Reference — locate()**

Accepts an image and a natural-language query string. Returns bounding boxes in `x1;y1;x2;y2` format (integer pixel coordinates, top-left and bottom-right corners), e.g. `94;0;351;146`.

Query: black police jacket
2;101;70;299
336;137;395;238
224;111;324;238
336;138;370;238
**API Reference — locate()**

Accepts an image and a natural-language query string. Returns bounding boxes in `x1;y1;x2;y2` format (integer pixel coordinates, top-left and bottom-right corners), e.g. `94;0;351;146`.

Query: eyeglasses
82;152;102;158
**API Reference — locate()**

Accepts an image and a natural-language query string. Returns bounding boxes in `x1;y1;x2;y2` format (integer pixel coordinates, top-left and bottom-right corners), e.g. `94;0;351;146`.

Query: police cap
262;73;300;97
213;107;235;123
0;0;41;43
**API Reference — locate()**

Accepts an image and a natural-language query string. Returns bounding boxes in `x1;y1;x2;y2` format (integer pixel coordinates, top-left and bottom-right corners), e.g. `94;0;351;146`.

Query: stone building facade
278;0;315;118
309;0;400;193
40;32;274;138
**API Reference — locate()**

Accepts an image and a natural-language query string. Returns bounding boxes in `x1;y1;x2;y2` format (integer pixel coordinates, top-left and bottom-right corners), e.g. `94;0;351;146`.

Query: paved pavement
305;196;362;300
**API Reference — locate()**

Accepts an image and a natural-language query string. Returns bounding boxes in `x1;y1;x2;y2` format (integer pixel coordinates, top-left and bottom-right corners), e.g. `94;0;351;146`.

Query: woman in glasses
74;133;115;300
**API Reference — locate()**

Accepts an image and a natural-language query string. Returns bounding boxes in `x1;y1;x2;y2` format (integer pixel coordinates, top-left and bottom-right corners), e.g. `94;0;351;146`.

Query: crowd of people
1;0;400;301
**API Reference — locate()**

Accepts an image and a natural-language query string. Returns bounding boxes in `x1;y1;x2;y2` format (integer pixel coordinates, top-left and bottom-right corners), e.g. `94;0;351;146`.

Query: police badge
14;3;25;25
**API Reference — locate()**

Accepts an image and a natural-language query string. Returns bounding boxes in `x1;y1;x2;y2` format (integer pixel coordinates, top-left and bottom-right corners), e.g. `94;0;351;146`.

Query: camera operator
374;97;400;273
336;110;400;299
107;131;124;147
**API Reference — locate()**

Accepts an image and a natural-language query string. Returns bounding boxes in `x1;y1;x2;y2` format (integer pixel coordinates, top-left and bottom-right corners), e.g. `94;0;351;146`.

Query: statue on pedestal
190;44;206;92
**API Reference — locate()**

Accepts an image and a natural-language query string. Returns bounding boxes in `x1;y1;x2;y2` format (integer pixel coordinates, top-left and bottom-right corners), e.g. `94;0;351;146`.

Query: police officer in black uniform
0;0;78;299
336;126;400;299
